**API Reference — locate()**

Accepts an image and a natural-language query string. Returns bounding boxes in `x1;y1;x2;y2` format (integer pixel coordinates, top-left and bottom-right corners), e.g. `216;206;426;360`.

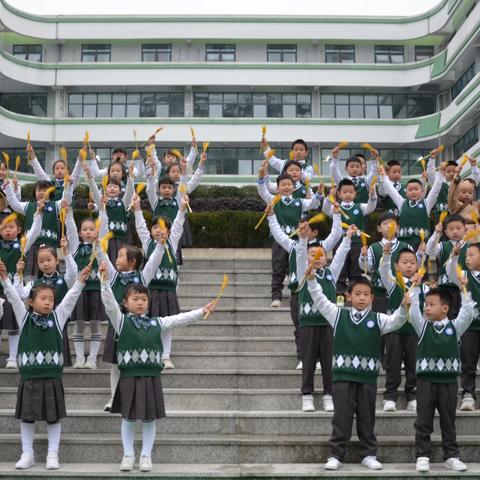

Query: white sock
141;421;156;457
161;330;172;359
20;422;35;455
88;334;102;362
46;423;61;455
7;333;19;361
121;420;135;457
110;365;120;398
73;337;84;361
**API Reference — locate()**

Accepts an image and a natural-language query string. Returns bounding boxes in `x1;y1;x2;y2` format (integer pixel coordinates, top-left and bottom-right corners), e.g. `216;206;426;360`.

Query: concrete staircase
0;248;479;479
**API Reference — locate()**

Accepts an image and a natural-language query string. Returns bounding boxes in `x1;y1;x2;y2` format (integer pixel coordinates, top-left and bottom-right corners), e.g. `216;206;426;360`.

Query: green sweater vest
438;241;467;285
273;198;303;235
351;177;369;203
153;197;179;223
147;239;178;291
106;199;128;239
398;199;430;247
33;274;69;306
340;203;365;244
111;271;144;304
0;240;21;295
25;201;59;247
74;243;100;291
386;279;421;336
466;270;480;331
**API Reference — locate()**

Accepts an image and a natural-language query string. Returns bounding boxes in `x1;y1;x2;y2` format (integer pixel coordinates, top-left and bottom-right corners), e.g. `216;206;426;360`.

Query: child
257;162;322;307
377;160;405;216
266;160;311;199
100;271;216;472
0;158;21;221
98;238;165;412
296;224;356;412
133;194;188;370
0;209;42;368
358;213;414;312
447;165;479;220
408;281;475;472
379;246;425;412
65;206;108;369
267;206;342;367
379;164;444;250
427;155;458;219
306;275;408;470
322;178;377;294
0;261;91;470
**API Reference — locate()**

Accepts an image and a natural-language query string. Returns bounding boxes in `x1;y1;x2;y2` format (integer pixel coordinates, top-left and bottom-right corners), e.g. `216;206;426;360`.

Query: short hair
406;179;423;188
151;215;172;231
35;180;53;191
164;149;177;158
468;242;480;253
119;245;144;270
347;276;373;294
346;156;362;167
107;177;122;188
355;153;366;161
291;139;308;151
338;178;355;190
112;148;127;157
386;160;401;169
29;284;55;303
52;160;66;170
306;242;326;255
158;176;175;187
396;248;417;262
107;160;126;176
377;212;398;226
305;211;324;234
37;244;58;259
445;160;458;168
444;214;466;228
123;284;149;301
460;178;476;187
425;287;452;309
282;160;302;173
166;163;181;175
465;218;476;226
276;173;294;186
79;217;96;229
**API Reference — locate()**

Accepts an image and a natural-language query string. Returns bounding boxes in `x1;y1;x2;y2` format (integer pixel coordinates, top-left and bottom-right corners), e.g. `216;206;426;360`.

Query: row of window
0;148;45;174
0;93;48;116
453;124;478;158
12;43;434;64
451;62;476;100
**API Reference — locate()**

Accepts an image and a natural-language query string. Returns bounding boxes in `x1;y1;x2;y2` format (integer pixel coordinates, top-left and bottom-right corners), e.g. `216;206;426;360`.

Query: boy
257;162;322;307
296;224;356;412
267;206;342;368
307;275;408;470
408;281;475;472
266;160;311;199
379;163;445;250
322;178;377;294
377;160;405;216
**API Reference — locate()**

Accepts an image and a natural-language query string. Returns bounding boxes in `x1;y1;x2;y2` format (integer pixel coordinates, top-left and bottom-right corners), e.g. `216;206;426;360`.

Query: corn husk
79;148;87;162
59;208;67;238
83;131;90;145
100;231;113;253
136;183;146;195
337;141;349;149
1;212;17;226
254;195;281;230
101;175;108;192
457;264;468;294
459;155;469;168
289;151;294;161
471;210;480;225
341;222;370;238
440;211;449;224
419;229;425;243
26;130;31;145
420;159;426;172
396;271;407;292
190;127;196;139
438;145;445;153
203;141;209;153
418;264;427;279
361;143;375;152
261;125;267;136
289;213;327;238
44;185;56;201
59;146;68;163
178;184;192;213
14;155;21;173
204;273;229;319
264;148;276;160
387;220;396;241
170;149;182;159
361;232;368;247
370;175;378;188
132;149;140;160
313;163;320;176
464;229;480;242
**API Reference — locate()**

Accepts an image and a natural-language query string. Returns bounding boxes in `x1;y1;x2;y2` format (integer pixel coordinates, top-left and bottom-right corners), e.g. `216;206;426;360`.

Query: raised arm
329;154;343;186
266;179;277;195
55;280;85;329
186;146;197;169
142;241;165;285
300;164;313;183
296;237;308;287
379;252;395;293
100;281;123;333
301;192;322;212
159;308;204;331
267;213;293;252
408;287;427;336
169;208;186;252
425;228;442;258
87;175;102;207
330;234;352;283
0;278;26;328
307;279;340;327
63;253;78;288
29;156;50;182
121;175;134;208
24;210;43;252
134;209;151;253
454;291;476;338
185;164;204;194
427;156;436;185
65;208;79;254
264;149;286;174
361;190;378;215
378;305;408;334
257;177;274;204
425;171;445;214
97;247;117;283
447;179;463;214
379;175;404;210
321;213;342;253
146;174;158;210
3;183;27;215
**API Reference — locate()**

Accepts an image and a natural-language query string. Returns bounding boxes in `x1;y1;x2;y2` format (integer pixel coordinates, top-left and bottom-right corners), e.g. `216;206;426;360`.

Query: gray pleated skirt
149;290;180;317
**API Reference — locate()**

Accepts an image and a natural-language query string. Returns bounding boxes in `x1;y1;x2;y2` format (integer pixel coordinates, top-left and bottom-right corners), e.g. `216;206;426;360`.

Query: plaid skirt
0;296;18;331
16;377;66;423
149;290;180;318
111;375;165;421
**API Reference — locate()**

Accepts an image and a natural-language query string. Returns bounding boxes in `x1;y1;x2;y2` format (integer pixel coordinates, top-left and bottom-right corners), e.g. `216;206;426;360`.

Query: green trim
416;113;441;138
430;50;447;77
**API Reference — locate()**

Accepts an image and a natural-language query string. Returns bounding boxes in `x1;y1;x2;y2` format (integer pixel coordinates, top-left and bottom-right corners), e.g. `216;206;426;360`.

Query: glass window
205;44;235;62
12;44;42;62
451;62;476;99
415;45;434;62
1;147;45;173
454;124;479;157
81;44;111;62
0;93;47;116
141;44;172;62
374;45;404;63
267;44;297;62
325;45;355;63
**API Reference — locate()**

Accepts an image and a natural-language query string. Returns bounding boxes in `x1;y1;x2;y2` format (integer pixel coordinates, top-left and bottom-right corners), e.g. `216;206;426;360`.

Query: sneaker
46;453;59;470
120;455;135;472
139;455;152;472
444;457;467;471
406;399;417;411
460;394;475;411
15;452;34;469
416;457;430;472
323;394;334;412
270;299;282;308
383;400;396;412
84;358;97;369
324;457;342;470
5;359;17;369
104;398;113;412
361;456;383;470
315;361;321;371
302;394;315;412
296;361;303;370
73;358;85;369
163;358;175;370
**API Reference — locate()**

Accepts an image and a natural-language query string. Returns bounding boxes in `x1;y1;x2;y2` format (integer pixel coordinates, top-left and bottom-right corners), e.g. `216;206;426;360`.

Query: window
141;44;172;62
320;92;435;119
81;44;111;62
193;92;311;118
68;92;184;117
12;44;42;62
451;62;476;99
415;45;434;62
205;44;235;62
374;45;404;63
0;93;47;116
325;45;355;63
454;125;478;158
267;44;297;62
1;147;45;173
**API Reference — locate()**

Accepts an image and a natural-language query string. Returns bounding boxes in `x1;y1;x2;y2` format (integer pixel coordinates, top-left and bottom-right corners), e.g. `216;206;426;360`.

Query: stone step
181;259;272;270
179;269;274;283
1;462;480;479
177;283;290;296
177;294;290;309
1;409;480;437
0;433;478;464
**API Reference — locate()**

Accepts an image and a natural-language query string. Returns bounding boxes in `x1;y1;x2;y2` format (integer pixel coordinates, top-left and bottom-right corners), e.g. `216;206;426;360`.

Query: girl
133;193;187;369
0;208;42;368
100;267;216;472
0;261;91;470
0;158;21;221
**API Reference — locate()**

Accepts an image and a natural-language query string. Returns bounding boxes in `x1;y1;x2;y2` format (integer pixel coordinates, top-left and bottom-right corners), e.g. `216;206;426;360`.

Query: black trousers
299;325;333;395
460;329;480;398
336;243;362;295
330;381;377;461
271;240;289;301
415;378;459;460
384;333;417;402
289;293;301;360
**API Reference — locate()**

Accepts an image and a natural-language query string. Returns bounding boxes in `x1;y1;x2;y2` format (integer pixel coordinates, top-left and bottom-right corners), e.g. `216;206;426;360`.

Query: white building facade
0;0;479;184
